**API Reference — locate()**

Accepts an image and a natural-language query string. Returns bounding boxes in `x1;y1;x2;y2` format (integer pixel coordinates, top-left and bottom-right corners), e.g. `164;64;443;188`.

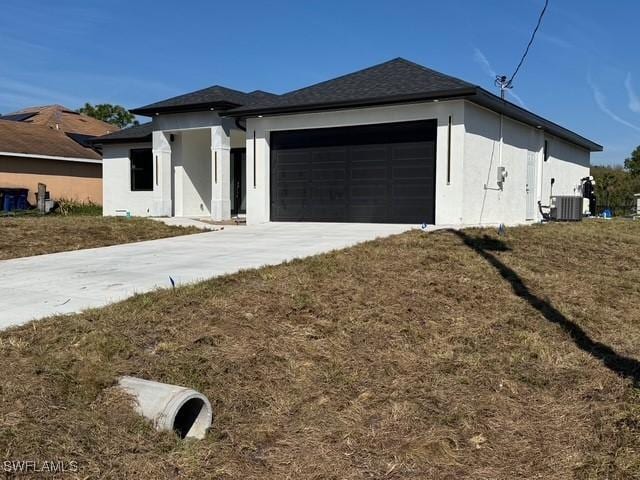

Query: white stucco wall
102;142;154;216
462;102;590;225
463;103;542;225
245;100;591;226
174;129;212;217
245;101;466;225
539;134;590;201
102;110;241;219
154;111;220;132
103;102;591;224
141;111;240;219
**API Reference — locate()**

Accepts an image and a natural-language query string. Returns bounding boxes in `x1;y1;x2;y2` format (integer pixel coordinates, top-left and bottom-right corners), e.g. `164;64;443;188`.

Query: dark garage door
270;120;437;223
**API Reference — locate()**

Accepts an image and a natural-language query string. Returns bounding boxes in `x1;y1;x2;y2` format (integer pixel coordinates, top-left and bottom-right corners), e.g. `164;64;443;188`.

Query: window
130;148;153;191
543;140;550;162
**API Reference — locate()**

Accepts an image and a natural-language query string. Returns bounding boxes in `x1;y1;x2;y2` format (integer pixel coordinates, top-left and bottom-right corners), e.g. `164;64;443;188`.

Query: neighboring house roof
0;119;101;162
0;104;119;136
110;57;600;152
92;122;153;144
131;87;278;116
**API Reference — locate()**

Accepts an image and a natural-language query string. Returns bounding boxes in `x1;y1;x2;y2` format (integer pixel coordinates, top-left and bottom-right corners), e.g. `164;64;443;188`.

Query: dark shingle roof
130;86;277;116
247;90;279;101
120;58;601;152
227;58;601;152
229;58;476;115
91;122;153;144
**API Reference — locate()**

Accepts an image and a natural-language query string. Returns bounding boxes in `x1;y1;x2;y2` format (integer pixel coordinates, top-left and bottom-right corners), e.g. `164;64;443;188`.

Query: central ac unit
549;195;582;221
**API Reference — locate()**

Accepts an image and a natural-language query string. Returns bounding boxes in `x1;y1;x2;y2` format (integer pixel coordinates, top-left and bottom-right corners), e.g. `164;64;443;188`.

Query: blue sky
1;0;638;165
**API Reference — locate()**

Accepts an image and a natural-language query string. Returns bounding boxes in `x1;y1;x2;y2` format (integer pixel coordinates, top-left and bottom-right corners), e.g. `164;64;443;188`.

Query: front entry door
526;151;537;220
230;149;246;216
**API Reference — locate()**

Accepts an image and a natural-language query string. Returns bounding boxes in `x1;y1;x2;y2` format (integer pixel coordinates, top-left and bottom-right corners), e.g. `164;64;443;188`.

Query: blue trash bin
3;194;16;212
15;191;28;210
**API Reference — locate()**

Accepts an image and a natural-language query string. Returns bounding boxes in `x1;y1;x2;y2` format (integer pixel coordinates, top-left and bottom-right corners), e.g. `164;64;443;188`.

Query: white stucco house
94;58;602;226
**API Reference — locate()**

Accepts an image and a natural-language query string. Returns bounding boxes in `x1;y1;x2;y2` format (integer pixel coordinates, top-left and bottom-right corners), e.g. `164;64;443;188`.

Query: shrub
55;199;103;216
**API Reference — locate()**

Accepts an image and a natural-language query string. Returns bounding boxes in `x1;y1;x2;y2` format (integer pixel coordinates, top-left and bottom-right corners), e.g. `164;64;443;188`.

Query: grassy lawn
0;220;639;479
0;216;201;260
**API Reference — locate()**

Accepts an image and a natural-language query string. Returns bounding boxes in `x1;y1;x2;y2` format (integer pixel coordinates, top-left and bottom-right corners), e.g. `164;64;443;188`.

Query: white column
210;125;231;220
171;133;184;217
152;130;172;217
245;120;270;225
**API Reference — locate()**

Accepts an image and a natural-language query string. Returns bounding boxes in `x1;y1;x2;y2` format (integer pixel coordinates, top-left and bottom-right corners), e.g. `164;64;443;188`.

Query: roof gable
230;58;475;114
120;57;601;152
131;86;275;116
0;104;118;136
0;119;101;160
92;122;153;144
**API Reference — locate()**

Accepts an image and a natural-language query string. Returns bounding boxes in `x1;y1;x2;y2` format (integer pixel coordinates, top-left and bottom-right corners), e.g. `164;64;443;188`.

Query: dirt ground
0;220;638;479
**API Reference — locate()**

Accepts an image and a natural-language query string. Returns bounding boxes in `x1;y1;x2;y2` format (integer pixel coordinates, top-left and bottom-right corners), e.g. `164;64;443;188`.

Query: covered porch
151;113;246;221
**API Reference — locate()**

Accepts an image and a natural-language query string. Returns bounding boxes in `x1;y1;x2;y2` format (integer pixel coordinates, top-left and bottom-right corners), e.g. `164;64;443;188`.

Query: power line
496;0;549;97
508;0;549;87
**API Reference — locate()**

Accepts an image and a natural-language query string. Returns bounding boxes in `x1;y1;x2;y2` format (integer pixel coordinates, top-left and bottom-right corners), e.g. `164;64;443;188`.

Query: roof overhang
226;87;478;118
92;135;152;146
227;86;602;153
0;151;102;164
131;101;242;117
470;88;603;152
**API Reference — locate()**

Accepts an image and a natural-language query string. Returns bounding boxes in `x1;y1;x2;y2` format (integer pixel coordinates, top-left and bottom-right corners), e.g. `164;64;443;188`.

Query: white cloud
0;77;84;110
625;73;640;113
473;48;527;108
537;32;574;50
473;48;497;78
506;89;526;109
0;72;179;113
588;75;640;133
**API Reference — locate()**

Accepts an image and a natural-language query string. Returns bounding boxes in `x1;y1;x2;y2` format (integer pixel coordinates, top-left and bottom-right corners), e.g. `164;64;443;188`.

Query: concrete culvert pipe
118;376;212;439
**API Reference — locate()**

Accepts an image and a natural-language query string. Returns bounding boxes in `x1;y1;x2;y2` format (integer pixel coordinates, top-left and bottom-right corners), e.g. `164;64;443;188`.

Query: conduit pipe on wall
118;376;213;439
498;113;505;188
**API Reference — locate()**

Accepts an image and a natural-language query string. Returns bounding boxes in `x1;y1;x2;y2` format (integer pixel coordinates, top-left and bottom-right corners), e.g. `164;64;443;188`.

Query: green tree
624;145;640;176
77;103;138;129
592;165;640;215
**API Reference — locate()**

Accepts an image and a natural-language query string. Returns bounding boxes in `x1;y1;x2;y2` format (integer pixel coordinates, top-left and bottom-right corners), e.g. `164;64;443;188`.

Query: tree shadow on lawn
452;230;640;387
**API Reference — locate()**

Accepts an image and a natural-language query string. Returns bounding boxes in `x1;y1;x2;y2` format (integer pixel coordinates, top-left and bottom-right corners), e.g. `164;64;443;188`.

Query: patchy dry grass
0;220;639;479
0;216;201;260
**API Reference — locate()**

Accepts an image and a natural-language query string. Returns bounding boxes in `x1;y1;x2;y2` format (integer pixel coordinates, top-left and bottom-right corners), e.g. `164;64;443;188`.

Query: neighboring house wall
102;142;153;216
245;100;466;225
0;154;102;204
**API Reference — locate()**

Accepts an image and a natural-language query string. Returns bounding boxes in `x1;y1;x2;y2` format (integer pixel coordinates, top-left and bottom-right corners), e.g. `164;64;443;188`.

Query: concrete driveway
0;222;414;329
